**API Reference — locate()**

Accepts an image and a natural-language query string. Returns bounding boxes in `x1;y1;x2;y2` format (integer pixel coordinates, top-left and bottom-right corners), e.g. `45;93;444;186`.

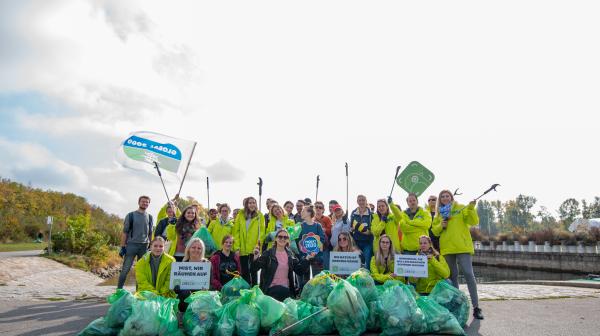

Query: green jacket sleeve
370;257;391;284
390;203;403;221
233;213;241;252
431;215;443;236
463;203;479;226
135;257;158;295
371;215;385;237
430;255;450;279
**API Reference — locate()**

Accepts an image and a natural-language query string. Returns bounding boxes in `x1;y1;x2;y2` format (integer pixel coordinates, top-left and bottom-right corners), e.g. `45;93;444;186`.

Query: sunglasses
276;236;290;240
428;199;437;202
315;206;324;209
338;237;348;241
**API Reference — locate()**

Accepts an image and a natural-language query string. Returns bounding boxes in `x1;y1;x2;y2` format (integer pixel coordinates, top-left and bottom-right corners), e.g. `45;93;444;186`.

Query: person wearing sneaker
431;189;484;320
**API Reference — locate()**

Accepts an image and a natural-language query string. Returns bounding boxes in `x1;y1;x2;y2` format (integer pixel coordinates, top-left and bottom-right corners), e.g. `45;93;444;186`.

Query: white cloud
194;159;245;183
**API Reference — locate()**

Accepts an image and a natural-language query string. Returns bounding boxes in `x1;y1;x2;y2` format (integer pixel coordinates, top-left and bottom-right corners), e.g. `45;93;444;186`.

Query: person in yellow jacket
370;234;405;284
233;196;265;286
411;235;450;294
389;194;432;254
208;203;234;249
371;199;402;253
166;205;200;261
431;189;483;320
135;236;176;298
264;204;295;249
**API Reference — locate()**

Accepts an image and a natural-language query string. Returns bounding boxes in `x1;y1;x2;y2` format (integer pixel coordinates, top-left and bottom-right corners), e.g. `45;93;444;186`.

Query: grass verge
45;249;122;273
0;242;47;252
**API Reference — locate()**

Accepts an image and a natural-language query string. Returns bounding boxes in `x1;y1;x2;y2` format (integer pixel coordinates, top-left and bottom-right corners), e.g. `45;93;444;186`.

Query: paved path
0;250;43;258
1;298;599;336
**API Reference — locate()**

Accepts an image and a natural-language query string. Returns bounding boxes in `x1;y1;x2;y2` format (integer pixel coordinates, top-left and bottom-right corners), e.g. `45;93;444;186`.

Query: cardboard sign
169;262;211;290
394;254;428;278
329;252;362;275
396;161;435;197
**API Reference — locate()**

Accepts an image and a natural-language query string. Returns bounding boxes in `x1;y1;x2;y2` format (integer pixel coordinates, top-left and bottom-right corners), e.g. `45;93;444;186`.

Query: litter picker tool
388;165;402;198
315;175;320;202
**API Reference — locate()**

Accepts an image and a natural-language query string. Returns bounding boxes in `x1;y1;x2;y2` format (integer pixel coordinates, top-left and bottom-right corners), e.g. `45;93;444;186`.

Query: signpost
329;252;361;275
394;254;428;278
47;216;53;255
169;262;211;290
396;161;435;197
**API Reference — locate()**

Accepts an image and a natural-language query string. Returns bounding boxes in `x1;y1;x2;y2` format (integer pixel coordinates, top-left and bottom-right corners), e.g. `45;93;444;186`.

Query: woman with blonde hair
333;231;360;253
175;237;209;311
411;235;450;295
431;189;483;319
370;234;404;284
233;196;265;286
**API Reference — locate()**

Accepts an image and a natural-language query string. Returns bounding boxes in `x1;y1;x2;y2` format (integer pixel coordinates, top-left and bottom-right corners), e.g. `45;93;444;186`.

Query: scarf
439;203;452;219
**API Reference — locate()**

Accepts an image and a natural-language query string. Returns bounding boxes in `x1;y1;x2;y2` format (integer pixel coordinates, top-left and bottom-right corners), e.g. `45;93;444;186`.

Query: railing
473;241;600;254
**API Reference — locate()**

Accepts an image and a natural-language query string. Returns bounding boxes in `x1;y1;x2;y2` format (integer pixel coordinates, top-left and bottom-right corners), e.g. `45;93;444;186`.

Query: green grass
0;242;47;252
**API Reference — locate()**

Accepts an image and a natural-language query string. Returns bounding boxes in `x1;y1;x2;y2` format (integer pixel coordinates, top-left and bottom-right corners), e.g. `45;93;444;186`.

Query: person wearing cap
330;204;351;249
350;195;374;271
328;200;340;218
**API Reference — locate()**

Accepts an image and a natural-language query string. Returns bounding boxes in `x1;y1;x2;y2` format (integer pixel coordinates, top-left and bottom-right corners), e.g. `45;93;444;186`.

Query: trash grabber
206;176;210;210
315;175;320;202
388;165;402;198
153;161;171;204
272;307;329;336
257;177;263;246
453;188;462;196
345;162;349;213
457;184;500;212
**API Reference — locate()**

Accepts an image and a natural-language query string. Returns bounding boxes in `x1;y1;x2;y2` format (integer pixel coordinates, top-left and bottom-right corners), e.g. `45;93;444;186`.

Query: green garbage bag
78;317;119;336
250;286;286;329
347;268;378;304
193;226;218;256
120;293;180;336
326;280;368;336
221;276;250;304
236;289;260;336
366;286;385;331
298;301;334;335
378;282;419;336
286;225;302;255
429;280;470;327
416;297;466;335
269;298;304;336
213;300;237;336
183;291;223;336
300;271;338;306
105;289;134;328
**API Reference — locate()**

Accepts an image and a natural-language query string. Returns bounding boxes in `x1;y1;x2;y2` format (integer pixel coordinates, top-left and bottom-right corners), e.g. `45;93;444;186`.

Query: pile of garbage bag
80;272;469;336
192;226;217;256
429;279;471;327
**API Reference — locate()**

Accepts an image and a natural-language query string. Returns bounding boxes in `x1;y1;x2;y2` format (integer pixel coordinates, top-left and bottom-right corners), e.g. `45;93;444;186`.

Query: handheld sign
170;262;211;290
394;254;428;278
329;252;361;275
396;161;435;197
299;232;323;254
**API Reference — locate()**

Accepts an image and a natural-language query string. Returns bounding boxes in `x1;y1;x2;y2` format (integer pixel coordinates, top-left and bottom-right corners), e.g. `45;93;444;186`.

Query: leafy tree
558;198;581;228
537;206;557;229
477;200;496;235
504;195;536;230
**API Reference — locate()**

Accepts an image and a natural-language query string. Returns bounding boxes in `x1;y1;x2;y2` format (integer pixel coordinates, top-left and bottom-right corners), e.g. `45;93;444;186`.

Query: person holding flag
233;197;265;286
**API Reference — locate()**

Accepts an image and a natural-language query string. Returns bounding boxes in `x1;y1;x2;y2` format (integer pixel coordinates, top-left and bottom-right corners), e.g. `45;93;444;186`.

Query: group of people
117;190;484;320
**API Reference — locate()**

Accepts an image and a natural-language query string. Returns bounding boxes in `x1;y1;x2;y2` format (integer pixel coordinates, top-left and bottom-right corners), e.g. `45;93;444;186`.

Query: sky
0;0;599;218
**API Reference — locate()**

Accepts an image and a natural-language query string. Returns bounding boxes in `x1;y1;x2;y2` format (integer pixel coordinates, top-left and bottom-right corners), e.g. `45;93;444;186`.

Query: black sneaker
473;307;484;320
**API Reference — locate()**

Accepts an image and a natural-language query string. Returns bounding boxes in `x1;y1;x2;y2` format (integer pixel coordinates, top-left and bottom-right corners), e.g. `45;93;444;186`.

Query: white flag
117;131;196;181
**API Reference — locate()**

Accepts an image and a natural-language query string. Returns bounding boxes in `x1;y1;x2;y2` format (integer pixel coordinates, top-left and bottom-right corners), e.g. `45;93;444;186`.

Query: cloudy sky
1;0;598;218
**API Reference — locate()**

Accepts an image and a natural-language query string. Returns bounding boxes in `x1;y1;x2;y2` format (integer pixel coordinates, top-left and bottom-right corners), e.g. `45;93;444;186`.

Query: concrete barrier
473;250;600;273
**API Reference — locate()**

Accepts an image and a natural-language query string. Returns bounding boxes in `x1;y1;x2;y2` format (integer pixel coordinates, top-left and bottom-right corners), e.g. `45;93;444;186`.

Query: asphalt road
0;250;43;258
1;297;599;335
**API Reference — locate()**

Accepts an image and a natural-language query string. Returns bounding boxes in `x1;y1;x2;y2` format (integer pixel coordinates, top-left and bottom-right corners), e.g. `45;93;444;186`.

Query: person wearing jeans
118;195;153;289
431;189;483;320
350;195;374;271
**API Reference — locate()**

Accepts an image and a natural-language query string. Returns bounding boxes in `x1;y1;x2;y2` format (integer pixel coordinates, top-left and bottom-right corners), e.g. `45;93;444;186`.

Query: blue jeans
118;242;147;289
322;248;330;270
356;241;373;271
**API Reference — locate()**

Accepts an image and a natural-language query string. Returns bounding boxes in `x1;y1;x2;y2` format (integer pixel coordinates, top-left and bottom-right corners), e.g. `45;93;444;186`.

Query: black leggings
240;255;258;286
266;286;292;302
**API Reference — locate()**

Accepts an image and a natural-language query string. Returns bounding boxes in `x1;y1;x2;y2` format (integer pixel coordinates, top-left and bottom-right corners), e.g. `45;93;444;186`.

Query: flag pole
177;142;197;195
153;161;171;204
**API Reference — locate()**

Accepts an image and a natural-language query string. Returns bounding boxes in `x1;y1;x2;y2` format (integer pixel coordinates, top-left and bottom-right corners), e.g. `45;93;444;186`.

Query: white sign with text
394;254;428;278
329;252;362;275
169;262;211;290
